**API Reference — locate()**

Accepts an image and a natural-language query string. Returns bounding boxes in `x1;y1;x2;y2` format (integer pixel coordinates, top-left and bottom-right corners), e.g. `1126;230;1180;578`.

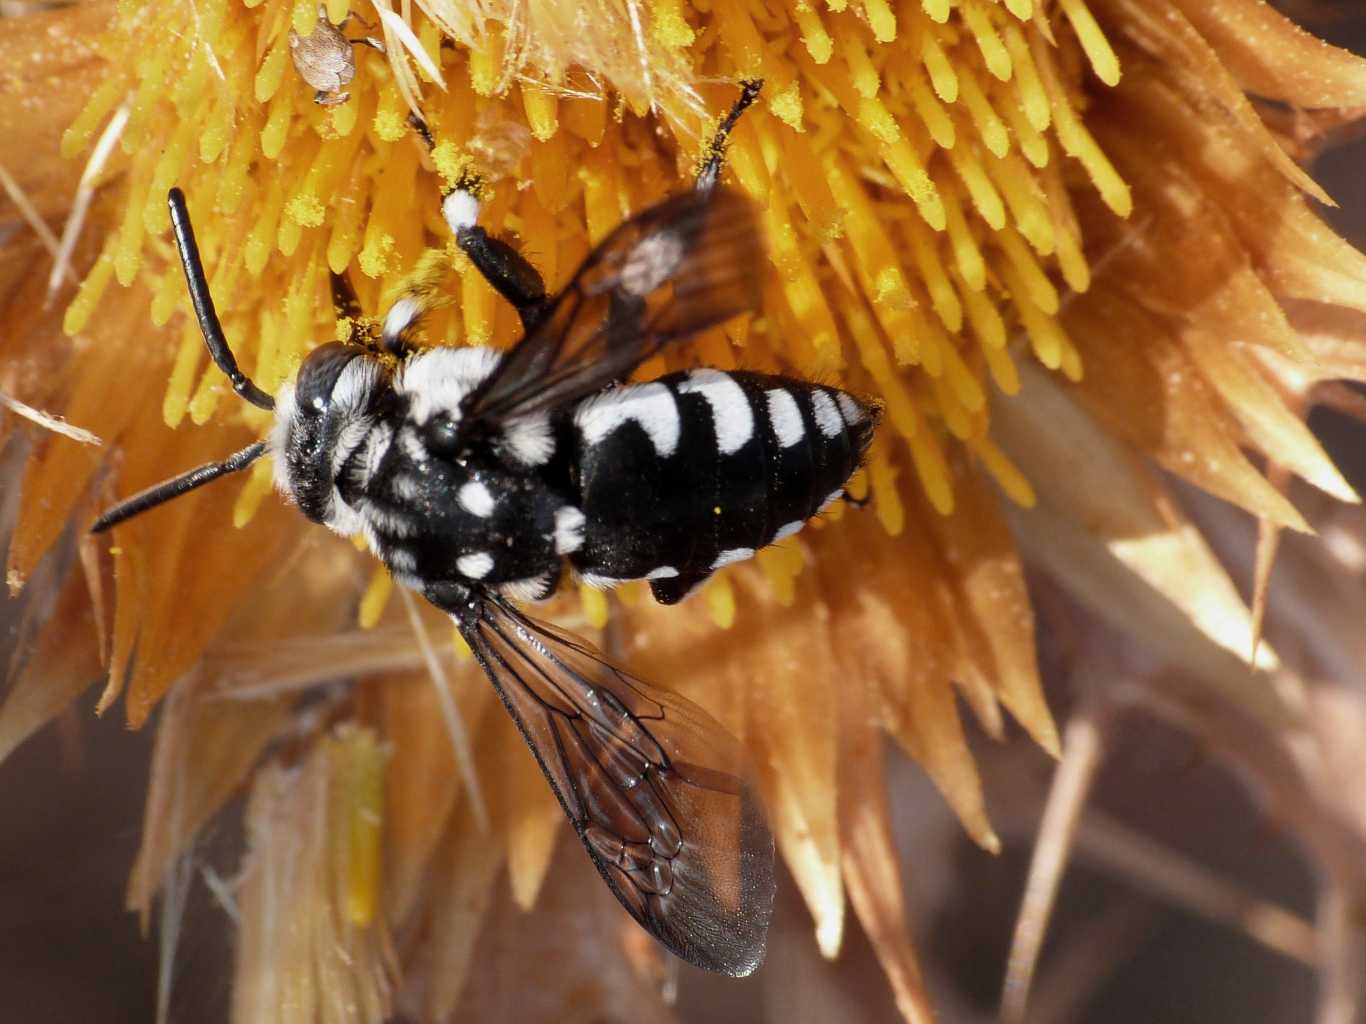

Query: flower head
4;0;1366;1020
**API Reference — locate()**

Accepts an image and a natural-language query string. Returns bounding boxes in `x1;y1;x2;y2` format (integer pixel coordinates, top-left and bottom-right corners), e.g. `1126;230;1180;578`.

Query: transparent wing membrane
457;594;774;976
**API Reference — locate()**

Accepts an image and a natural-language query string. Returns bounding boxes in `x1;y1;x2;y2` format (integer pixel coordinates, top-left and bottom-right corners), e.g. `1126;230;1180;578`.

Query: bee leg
447;202;552;333
329;270;396;355
694;79;763;193
407;112;436;150
406;115;554;333
648;571;709;606
330;270;364;322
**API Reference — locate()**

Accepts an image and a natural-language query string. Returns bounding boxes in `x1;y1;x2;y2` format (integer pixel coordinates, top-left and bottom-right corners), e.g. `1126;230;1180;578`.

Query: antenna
90;191;278;532
167;188;275;411
91;441;269;533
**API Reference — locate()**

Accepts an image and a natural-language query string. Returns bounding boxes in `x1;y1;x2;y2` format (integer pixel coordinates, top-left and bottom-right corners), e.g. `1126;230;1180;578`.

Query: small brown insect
289;6;383;106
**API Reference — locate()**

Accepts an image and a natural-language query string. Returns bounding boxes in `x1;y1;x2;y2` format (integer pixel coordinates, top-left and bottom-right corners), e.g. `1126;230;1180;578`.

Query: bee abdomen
570;369;878;603
753;375;877;538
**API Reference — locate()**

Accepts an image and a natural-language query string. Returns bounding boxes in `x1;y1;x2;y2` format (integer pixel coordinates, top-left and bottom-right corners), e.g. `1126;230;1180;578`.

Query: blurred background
2;2;1365;1023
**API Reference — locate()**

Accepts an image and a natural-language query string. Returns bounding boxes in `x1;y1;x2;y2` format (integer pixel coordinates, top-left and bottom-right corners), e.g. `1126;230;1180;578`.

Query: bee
93;82;879;977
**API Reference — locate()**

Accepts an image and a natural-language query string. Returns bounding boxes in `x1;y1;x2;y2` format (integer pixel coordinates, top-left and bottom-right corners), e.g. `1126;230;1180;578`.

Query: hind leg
648;571;710;606
694;80;763;193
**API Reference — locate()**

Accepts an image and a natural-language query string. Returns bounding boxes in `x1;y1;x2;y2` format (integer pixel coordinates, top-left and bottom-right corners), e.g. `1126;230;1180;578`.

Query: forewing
457;594;774;976
463;186;762;424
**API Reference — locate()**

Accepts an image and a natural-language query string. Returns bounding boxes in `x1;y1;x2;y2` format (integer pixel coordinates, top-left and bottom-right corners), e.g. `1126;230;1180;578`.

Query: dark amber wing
456;592;774;975
462;186;762;425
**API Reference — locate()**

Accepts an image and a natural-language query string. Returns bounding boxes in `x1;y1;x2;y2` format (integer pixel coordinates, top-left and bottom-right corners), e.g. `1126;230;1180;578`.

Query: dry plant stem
1025;901;1157;1024
1001;699;1109;1024
46;102;128;306
396;586;488;833
1075;811;1318;965
1315;880;1366;1024
0;159;62;264
1144;671;1366;900
156;850;193;1024
0;390;100;445
75;528;109;663
205;626;439;701
1314;381;1366;423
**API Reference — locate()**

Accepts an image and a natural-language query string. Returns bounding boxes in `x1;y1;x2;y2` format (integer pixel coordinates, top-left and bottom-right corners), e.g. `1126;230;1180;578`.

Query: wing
454;589;774;976
462;186;763;425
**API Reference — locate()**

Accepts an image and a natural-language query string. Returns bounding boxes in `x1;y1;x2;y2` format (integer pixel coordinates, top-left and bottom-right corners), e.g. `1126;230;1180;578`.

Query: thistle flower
3;1;1366;1021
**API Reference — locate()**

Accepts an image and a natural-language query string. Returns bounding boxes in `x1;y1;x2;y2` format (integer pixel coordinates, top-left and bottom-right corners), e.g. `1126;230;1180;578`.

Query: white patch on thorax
353;421;393;488
679;368;753;455
459;480;495;517
457;551;495;580
391;472;422;502
396;425;428;466
382;296;423;347
765;388;804;449
398;346;502;425
386;546;418;573
575;382;681;457
554;506;586;554
773;520;804;541
502;410;554;466
620;230;684;296
810;390;843;439
360;498;418;538
498;573;557;603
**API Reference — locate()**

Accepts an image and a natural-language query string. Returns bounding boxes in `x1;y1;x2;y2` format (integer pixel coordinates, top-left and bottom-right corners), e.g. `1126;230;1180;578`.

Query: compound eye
295;342;359;416
424;415;463;459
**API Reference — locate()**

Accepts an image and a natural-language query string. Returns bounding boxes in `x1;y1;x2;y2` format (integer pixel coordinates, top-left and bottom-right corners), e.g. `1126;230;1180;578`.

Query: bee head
272;342;389;529
91;190;397;536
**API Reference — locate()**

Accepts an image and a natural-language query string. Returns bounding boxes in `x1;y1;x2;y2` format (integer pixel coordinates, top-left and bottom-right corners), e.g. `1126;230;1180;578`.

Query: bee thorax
397;346;502;425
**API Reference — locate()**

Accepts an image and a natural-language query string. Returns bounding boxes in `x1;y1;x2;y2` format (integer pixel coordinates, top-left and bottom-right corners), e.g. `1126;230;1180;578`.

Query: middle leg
408;114;553;333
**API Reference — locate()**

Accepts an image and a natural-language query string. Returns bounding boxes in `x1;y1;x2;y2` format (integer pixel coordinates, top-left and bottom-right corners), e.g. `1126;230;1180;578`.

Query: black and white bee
93;82;879;977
